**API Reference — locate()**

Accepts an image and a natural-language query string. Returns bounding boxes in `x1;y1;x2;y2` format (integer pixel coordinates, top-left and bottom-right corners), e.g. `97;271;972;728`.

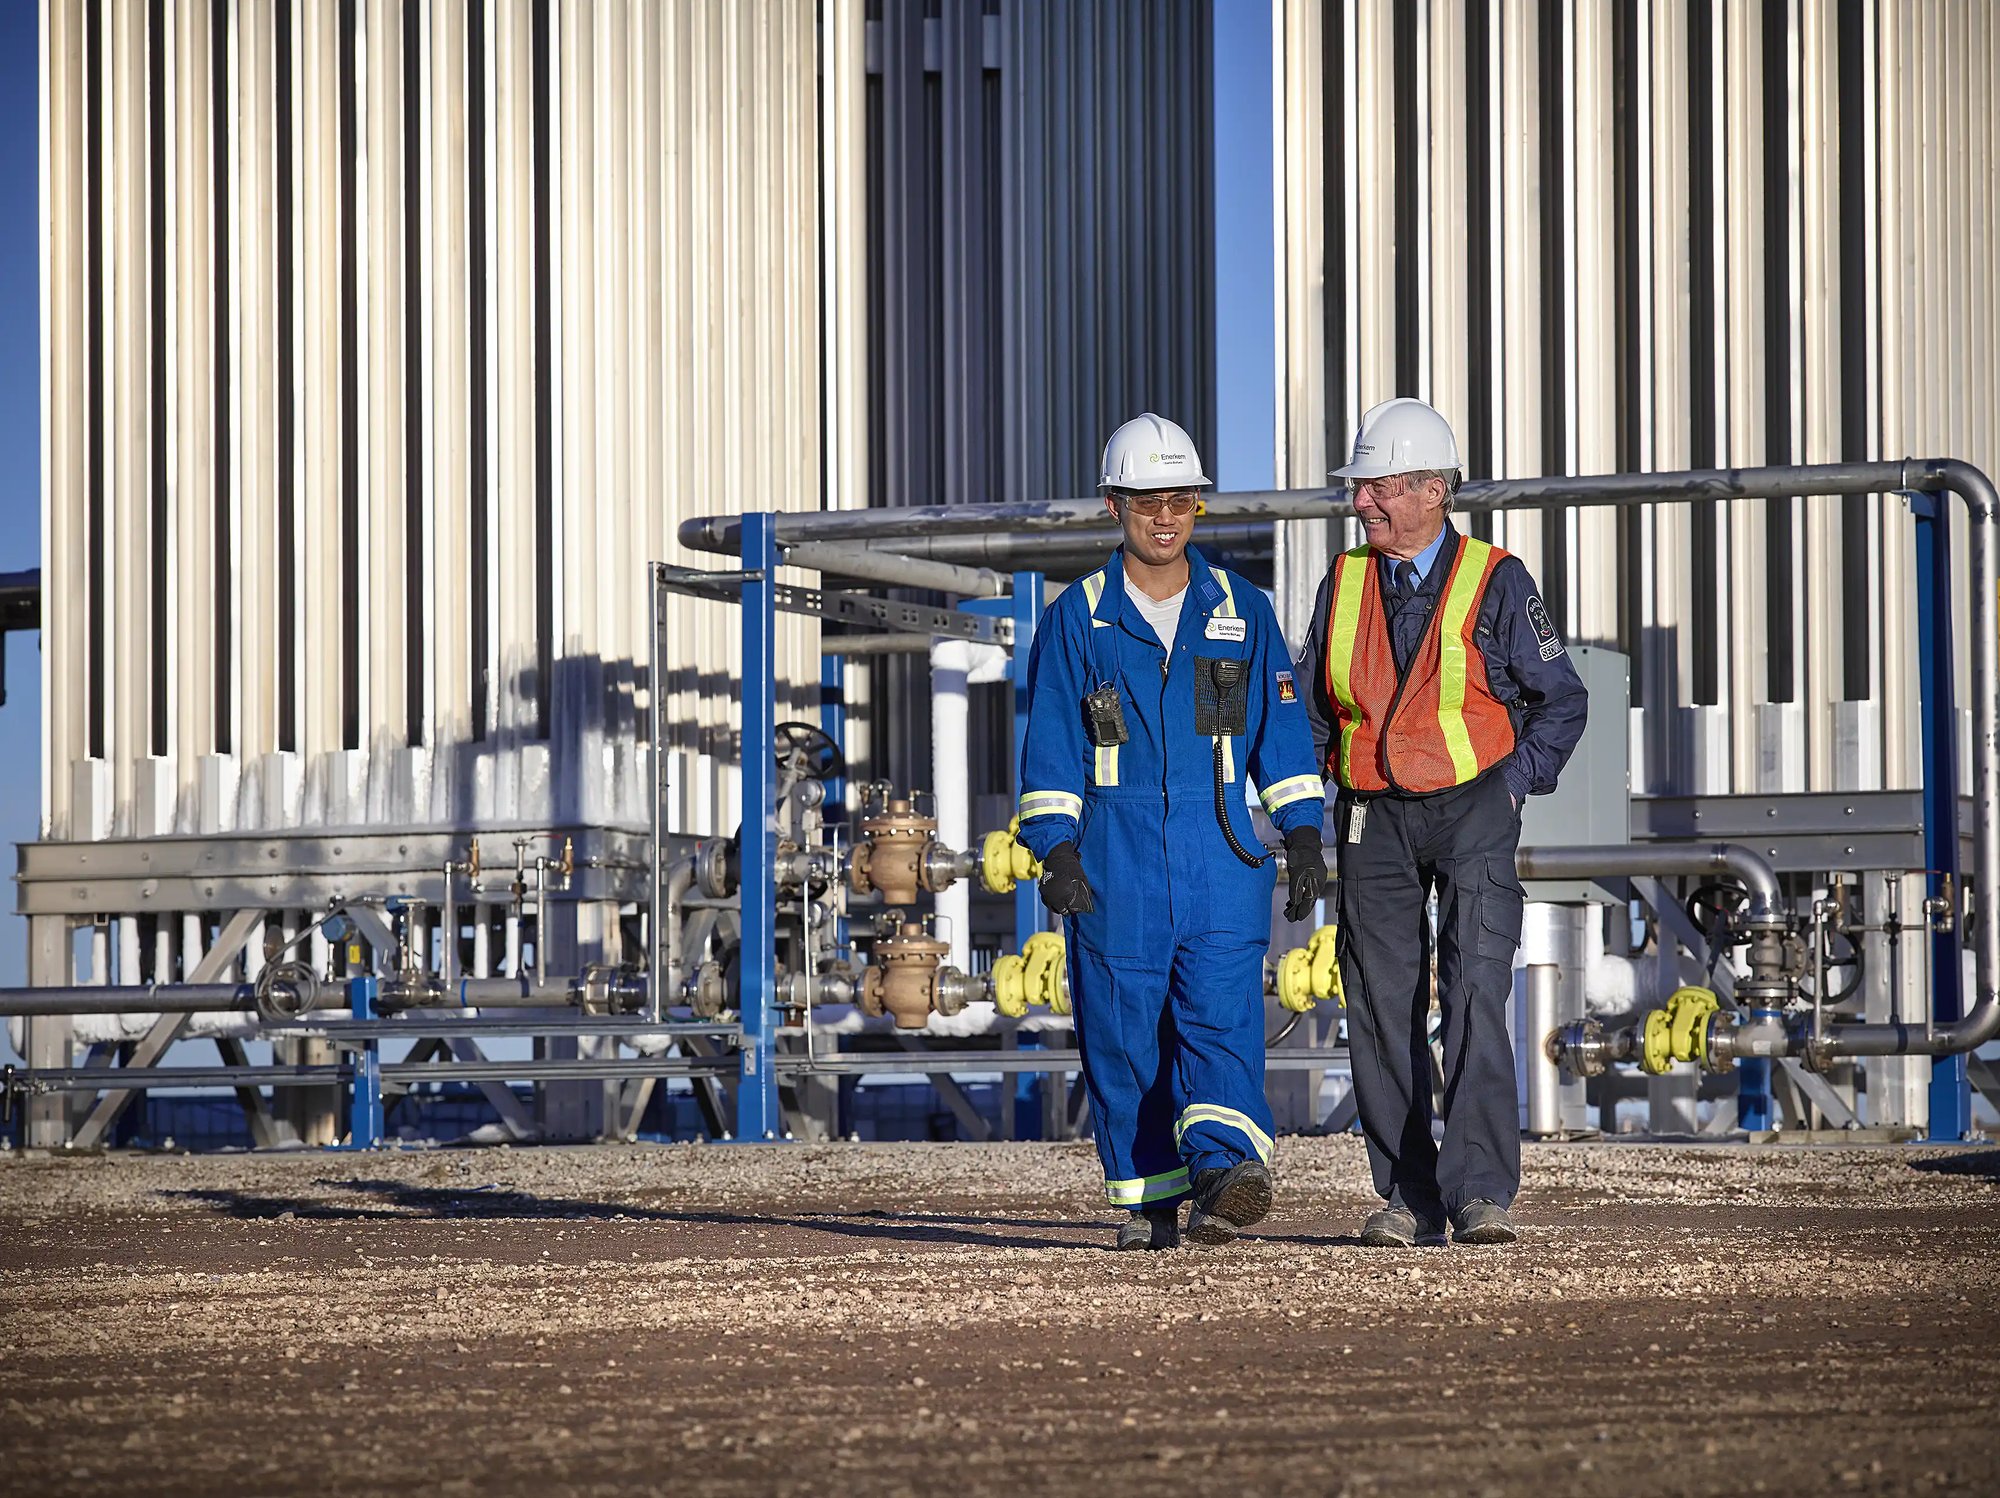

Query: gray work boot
1115;1204;1182;1252
1450;1199;1518;1245
1359;1205;1447;1248
1184;1162;1274;1246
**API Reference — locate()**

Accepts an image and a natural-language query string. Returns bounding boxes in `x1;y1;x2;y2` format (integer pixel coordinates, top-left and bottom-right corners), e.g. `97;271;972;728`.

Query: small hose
1266;1009;1304;1047
1214;738;1269;869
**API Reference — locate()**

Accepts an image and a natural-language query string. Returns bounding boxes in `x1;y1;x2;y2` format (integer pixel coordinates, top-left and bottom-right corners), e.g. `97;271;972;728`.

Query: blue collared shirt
1377;525;1452;591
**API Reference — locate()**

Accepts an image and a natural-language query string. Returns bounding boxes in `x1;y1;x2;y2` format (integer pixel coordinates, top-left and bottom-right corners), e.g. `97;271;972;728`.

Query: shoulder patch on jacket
1525;595;1565;661
1275;669;1297;703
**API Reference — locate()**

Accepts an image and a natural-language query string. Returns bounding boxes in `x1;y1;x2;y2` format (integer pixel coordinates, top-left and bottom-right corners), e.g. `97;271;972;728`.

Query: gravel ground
2;1136;1997;1497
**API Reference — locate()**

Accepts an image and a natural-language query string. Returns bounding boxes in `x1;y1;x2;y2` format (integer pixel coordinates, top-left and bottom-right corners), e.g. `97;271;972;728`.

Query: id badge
1346;799;1370;845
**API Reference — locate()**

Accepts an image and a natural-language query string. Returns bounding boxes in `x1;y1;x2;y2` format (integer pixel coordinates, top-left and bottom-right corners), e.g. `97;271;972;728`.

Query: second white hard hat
1330;397;1462;481
1099;412;1213;491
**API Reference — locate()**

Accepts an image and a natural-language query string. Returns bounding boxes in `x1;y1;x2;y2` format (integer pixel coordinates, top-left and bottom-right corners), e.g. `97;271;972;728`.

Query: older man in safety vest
1297;398;1587;1247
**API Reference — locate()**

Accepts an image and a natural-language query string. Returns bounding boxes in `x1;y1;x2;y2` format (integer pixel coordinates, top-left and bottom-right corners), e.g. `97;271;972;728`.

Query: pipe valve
1272;926;1343;1014
980;817;1044;894
991;931;1069;1018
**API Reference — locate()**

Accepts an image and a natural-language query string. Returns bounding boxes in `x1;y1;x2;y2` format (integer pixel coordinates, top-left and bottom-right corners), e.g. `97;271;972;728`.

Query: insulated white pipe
931;638;973;973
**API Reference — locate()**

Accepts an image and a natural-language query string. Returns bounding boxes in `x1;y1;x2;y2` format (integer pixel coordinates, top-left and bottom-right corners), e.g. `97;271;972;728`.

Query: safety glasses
1121;492;1200;517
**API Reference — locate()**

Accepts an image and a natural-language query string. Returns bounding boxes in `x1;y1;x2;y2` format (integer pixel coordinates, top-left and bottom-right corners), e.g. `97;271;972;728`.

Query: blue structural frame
343;976;383;1149
1913;489;1970;1141
737;514;782;1140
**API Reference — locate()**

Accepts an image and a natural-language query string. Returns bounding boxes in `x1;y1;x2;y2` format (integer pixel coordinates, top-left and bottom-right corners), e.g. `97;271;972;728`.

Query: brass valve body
849;798;938;906
862;921;952;1028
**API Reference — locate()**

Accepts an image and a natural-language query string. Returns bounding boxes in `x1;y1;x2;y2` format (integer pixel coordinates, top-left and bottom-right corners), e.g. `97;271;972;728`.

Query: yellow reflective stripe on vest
1259;773;1323;814
1327;547;1370;781
1435;537;1494;784
1104;1166;1190;1206
1019;790;1083;821
1174;1103;1275;1164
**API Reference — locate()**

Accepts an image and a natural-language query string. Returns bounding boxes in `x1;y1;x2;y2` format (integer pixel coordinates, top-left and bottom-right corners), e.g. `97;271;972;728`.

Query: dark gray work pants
1335;769;1525;1218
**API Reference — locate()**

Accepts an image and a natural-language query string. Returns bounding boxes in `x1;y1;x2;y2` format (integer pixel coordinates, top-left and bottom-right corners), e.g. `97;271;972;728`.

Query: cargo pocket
1070;800;1150;959
1477;854;1525;960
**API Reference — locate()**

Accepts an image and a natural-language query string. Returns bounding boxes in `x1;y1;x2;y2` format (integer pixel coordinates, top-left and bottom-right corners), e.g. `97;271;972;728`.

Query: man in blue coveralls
1015;413;1328;1250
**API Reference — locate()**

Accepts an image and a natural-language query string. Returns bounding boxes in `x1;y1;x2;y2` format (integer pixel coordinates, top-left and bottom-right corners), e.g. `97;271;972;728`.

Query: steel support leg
1737;1011;1779;1132
344;977;383;1149
737;513;781;1141
1914;489;1970;1140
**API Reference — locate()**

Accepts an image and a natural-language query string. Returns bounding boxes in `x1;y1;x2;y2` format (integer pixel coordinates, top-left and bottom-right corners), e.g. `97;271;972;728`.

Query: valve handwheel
773;721;845;782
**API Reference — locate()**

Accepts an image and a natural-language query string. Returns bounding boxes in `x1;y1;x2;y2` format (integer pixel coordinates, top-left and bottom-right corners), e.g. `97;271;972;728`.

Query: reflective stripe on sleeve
1105;1167;1191;1206
1259;774;1324;814
1018;790;1083;822
1174;1104;1275;1164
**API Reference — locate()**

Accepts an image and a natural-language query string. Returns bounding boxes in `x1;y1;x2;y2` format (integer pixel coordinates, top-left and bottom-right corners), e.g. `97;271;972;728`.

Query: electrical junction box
1518;645;1631;905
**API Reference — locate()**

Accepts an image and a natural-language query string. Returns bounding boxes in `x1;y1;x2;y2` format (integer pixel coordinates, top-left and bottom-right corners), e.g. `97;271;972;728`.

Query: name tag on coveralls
1205;617;1248;643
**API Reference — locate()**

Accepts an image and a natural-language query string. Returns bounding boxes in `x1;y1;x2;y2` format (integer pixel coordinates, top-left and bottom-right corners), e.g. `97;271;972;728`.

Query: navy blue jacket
1295;523;1589;803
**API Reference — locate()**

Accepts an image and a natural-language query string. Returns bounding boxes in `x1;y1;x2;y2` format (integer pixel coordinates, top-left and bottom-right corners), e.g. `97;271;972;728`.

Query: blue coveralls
1016;545;1326;1208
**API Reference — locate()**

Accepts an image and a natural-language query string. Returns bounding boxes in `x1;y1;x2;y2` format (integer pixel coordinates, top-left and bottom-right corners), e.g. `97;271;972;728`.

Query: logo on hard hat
1148;453;1159;463
1156;451;1186;465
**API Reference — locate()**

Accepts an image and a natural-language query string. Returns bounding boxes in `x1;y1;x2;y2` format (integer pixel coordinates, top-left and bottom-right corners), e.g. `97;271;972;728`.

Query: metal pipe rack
8;459;1994;1147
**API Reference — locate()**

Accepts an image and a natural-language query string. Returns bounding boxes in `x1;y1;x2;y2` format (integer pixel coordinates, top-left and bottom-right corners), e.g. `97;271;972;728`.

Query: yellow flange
1275;948;1314;1013
1666;985;1720;1066
1022;930;1068;1015
1273;925;1344;1013
1639;985;1721;1073
991;953;1030;1018
1305;925;1344;1007
981;817;1043;895
1640;1008;1675;1074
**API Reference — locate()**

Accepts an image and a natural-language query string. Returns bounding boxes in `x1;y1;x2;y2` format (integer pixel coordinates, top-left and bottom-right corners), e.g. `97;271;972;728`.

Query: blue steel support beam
1011;571;1045;949
737;514;782;1141
344;976;382;1149
1737;1014;1777;1133
1914;490;1970;1140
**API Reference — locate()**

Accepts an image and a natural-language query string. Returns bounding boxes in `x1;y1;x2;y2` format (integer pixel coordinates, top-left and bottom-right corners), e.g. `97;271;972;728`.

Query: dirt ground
2;1136;1997;1498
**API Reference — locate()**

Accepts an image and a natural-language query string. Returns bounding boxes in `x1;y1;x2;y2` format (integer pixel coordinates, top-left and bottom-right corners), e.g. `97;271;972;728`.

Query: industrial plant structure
11;1;1994;1153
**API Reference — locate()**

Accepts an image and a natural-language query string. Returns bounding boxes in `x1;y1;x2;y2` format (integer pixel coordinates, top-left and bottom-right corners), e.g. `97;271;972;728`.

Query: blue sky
0;7;1275;1003
0;0;41;998
1212;0;1277;494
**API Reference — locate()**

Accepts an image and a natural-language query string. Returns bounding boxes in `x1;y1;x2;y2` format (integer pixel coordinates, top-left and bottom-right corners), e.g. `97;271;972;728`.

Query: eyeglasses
1120;492;1199;517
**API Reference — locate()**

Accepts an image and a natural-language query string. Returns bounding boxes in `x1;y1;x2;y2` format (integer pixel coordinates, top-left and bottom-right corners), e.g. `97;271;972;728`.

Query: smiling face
1349;470;1449;559
1105;490;1197;570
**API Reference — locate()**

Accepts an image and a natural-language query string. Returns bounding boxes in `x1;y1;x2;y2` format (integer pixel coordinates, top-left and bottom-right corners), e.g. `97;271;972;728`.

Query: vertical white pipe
473;902;492;978
118;917;142;988
90;924;111;986
931;636;972;974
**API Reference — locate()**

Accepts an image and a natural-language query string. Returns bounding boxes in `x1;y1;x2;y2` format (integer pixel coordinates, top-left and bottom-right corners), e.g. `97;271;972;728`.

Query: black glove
1038;841;1095;917
1282;826;1326;923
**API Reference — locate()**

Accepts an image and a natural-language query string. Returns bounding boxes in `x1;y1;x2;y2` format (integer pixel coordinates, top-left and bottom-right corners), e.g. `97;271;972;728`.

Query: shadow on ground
158;1179;1101;1251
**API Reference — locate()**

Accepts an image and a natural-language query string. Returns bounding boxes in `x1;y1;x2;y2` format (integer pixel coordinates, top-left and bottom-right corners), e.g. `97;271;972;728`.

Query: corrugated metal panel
1276;0;1991;799
861;0;1215;793
42;0;826;844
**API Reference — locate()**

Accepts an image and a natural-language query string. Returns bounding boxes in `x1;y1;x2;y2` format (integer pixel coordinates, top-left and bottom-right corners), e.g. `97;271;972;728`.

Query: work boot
1184;1161;1273;1246
1359;1205;1447;1248
1114;1205;1181;1252
1450;1199;1518;1245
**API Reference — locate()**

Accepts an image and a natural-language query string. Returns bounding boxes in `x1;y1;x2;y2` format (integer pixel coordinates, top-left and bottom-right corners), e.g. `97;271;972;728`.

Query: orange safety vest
1320;534;1517;793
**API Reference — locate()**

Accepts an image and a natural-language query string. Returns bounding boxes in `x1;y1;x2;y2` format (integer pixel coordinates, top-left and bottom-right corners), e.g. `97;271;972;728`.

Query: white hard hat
1330;397;1462;481
1099;412;1212;491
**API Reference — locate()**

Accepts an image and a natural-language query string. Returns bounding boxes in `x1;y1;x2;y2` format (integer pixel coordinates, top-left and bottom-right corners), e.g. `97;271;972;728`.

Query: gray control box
1518;645;1630;904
